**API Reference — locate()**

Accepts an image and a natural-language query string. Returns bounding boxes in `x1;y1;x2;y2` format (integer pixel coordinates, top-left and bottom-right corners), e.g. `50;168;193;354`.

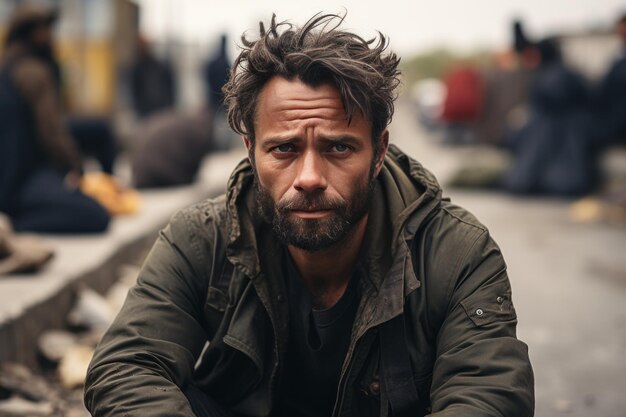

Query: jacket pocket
203;286;228;338
193;342;261;406
355;344;432;417
356;374;382;417
460;285;516;327
356;372;433;417
206;286;228;312
203;260;239;338
413;371;433;416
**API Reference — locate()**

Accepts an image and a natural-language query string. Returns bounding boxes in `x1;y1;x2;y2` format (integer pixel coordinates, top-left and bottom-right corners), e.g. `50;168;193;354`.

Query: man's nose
293;150;327;193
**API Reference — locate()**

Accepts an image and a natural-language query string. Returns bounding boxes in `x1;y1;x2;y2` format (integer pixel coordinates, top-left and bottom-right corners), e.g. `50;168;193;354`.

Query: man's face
246;76;388;252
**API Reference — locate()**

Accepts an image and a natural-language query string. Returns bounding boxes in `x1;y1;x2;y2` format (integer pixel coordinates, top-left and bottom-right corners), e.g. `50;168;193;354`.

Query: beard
255;163;377;252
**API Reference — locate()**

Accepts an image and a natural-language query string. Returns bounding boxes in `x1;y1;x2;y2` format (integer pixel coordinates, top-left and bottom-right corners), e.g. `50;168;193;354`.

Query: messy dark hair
224;13;401;148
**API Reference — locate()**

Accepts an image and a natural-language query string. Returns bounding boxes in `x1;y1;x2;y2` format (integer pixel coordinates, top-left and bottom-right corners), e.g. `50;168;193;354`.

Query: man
596;13;626;145
204;33;230;112
129;34;177;119
504;35;596;197
85;14;534;416
203;33;235;152
0;4;109;233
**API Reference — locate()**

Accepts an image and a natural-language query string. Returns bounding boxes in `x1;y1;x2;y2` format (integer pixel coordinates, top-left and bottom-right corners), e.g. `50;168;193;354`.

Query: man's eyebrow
259;135;363;149
260;136;303;148
319;135;363;145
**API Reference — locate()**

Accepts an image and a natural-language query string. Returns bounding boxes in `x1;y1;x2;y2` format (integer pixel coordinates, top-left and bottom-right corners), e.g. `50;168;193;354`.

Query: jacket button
369;381;381;395
277;294;285;302
497;296;504;303
475;308;484;316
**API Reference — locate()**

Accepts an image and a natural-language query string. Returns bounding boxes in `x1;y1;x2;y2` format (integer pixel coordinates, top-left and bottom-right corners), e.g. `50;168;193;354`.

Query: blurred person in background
129;34;177;119
203;33;234;151
131;109;214;188
130;35;220;189
4;3;118;176
0;4;109;233
503;21;597;197
86;13;534;417
203;33;230;112
472;49;534;146
67;115;118;176
595;13;626;146
439;63;484;145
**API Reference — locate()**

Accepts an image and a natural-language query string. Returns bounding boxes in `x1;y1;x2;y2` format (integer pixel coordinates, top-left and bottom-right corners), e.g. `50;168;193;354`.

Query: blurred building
0;0;139;116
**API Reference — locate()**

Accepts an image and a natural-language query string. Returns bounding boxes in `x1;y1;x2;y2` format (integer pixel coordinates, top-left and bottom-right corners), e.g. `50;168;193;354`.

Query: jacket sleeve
428;225;534;417
84;209;212;417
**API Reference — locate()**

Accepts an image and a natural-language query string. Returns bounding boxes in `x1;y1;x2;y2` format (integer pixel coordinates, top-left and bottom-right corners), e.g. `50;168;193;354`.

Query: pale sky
136;0;624;56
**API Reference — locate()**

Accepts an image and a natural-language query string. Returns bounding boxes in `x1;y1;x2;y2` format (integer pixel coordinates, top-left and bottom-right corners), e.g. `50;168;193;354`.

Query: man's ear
242;136;252;151
242;136;253;162
374;130;389;176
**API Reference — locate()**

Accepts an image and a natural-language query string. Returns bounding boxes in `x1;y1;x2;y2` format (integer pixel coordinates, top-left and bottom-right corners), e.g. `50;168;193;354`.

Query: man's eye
331;143;351;153
274;144;294;153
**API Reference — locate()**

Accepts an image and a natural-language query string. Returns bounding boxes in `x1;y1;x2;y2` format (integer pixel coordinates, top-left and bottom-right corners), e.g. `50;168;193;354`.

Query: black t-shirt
275;253;360;417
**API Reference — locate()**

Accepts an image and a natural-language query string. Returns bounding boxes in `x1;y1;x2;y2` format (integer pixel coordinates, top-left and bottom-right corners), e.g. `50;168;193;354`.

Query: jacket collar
224;159;263;279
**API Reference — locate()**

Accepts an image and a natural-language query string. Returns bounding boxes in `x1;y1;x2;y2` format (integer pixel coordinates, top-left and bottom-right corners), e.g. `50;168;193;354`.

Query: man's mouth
290;209;333;219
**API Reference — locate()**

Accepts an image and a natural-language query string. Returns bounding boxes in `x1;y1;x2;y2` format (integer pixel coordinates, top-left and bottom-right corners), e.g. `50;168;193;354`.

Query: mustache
278;193;345;212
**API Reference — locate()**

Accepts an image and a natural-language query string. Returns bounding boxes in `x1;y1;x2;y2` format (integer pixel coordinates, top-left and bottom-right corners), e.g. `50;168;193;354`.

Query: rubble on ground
0;264;140;416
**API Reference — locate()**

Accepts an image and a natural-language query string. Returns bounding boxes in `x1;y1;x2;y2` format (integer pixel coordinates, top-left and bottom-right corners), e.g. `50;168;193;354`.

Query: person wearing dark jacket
204;34;231;111
504;28;597;197
203;34;234;151
85;14;534;417
130;35;177;118
595;13;626;145
0;4;109;233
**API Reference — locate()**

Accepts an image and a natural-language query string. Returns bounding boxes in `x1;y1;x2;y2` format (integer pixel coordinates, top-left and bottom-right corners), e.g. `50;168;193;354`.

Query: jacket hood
223;144;443;284
378;144;442;245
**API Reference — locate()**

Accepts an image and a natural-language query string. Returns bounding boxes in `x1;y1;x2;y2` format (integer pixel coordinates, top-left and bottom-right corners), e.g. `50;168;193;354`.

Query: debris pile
0;265;140;417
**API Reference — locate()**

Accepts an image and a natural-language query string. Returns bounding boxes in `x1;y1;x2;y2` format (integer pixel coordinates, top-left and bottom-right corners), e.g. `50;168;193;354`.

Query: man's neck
288;215;368;309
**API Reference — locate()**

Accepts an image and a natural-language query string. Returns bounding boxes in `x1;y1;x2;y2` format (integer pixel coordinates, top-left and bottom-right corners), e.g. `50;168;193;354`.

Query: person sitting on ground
504;24;597;197
595;13;626;146
85;13;534;417
0;4;109;233
131;109;214;188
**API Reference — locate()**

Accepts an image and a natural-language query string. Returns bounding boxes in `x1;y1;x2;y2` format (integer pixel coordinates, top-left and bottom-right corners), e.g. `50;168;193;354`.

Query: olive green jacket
85;145;534;417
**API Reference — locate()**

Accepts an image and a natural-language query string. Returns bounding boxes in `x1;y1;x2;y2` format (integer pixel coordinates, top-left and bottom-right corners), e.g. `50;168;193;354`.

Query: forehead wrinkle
274;98;348;123
273;96;344;111
258;97;345;126
255;77;372;138
279;108;349;123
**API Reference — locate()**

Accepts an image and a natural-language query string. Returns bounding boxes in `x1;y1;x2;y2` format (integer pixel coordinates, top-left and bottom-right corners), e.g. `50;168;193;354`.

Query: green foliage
400;48;492;86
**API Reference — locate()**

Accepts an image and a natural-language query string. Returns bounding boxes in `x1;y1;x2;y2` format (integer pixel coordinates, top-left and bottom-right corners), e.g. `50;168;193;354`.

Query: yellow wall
0;0;139;116
57;39;116;115
0;29;116;115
